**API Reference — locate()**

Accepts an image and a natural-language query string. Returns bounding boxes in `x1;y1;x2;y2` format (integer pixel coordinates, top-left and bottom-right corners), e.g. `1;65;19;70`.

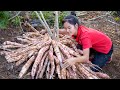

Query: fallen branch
87;12;111;21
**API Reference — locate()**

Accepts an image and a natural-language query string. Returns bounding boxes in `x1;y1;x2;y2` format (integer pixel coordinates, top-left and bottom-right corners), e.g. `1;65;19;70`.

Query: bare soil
0;11;120;79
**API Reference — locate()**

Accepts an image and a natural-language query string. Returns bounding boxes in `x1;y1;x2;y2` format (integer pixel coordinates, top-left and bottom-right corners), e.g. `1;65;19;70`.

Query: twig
87;12;111;21
106;20;120;26
77;12;87;16
88;12;120;27
8;11;21;21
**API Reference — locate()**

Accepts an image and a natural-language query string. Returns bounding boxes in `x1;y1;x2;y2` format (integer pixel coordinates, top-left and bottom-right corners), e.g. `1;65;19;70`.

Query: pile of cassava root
0;30;110;79
0;11;110;79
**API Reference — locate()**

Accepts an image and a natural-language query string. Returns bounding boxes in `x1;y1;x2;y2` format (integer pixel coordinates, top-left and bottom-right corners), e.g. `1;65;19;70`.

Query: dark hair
71;11;76;16
62;11;80;26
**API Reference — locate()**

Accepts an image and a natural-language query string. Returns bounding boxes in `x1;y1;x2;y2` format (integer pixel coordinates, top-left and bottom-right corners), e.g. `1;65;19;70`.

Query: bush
0;11;10;29
0;11;22;29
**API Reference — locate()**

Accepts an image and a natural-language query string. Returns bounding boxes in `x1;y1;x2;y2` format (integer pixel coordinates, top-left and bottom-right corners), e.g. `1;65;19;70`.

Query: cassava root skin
31;45;50;79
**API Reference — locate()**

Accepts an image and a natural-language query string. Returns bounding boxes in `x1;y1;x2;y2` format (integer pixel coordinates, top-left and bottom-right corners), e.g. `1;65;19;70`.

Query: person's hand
62;58;76;69
77;49;83;55
95;72;110;79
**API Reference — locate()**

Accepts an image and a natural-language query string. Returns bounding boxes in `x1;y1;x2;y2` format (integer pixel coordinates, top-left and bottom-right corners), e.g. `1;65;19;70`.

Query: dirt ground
0;11;120;79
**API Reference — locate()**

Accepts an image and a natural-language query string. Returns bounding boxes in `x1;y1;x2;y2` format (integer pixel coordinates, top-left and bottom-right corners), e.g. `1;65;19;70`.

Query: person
57;12;113;77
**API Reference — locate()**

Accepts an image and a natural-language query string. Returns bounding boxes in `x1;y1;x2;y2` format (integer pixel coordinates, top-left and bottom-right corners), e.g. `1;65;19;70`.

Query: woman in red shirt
60;13;113;75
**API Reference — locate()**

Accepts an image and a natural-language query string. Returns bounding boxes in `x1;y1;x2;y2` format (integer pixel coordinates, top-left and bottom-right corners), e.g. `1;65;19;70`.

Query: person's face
64;22;78;36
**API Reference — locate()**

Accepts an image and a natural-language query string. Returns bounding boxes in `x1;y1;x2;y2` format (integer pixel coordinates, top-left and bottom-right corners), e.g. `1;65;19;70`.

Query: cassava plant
0;11;110;79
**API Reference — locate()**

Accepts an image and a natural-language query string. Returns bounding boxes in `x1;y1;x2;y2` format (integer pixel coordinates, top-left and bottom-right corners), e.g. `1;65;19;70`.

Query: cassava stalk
54;11;59;40
34;11;54;39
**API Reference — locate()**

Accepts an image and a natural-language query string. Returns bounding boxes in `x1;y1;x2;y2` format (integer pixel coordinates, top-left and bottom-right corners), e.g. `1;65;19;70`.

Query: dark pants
76;44;113;72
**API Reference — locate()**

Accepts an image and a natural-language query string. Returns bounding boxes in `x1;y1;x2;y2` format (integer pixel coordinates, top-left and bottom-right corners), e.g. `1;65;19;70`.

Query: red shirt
73;25;112;54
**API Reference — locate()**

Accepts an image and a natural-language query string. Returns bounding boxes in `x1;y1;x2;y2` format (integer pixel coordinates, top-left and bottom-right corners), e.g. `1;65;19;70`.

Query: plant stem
39;11;56;39
55;11;59;40
34;11;54;39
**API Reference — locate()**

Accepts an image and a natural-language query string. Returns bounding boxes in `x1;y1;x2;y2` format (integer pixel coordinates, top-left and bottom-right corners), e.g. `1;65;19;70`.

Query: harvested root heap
0;11;110;79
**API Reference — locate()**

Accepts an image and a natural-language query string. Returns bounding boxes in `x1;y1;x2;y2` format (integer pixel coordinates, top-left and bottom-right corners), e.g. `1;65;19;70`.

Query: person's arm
62;31;92;68
62;48;90;68
74;48;90;63
41;28;68;35
51;29;68;35
59;29;68;35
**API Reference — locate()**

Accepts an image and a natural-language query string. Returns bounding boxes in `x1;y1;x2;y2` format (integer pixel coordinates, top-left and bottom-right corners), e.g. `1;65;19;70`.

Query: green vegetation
0;11;22;29
0;11;10;29
10;16;23;26
0;11;69;29
111;11;120;22
58;11;69;28
114;17;120;21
